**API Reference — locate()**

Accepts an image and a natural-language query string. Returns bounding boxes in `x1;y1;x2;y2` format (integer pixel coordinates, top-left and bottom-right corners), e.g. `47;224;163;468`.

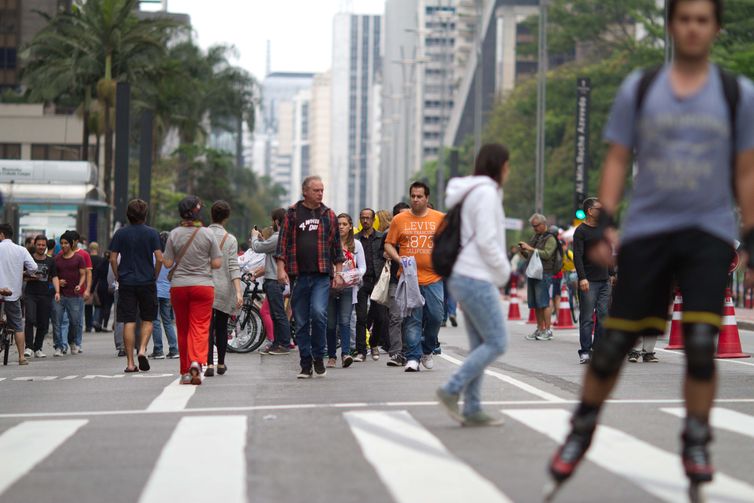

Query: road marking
12;376;58;381
440;353;567;403
663;407;754;440
656;348;754;368
0;419;87;495
503;408;754;503
146;378;197;412
139;416;247;503
345;410;512;503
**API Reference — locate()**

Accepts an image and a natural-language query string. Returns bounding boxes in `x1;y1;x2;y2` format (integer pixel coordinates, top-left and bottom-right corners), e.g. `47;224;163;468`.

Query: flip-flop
124;367;139;373
137;354;150;371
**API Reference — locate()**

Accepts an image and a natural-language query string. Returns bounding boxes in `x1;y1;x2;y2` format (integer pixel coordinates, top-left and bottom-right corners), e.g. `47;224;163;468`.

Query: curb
739;321;754;332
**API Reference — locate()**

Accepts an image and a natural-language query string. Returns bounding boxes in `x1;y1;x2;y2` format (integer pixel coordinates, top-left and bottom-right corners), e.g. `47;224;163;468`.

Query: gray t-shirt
164;226;222;288
604;64;754;245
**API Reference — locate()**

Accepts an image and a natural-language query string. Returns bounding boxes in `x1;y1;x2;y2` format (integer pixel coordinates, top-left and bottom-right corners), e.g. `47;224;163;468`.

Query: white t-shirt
0;239;38;301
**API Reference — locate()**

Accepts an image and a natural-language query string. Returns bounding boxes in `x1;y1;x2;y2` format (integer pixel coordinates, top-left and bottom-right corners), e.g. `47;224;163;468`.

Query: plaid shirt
274;201;344;277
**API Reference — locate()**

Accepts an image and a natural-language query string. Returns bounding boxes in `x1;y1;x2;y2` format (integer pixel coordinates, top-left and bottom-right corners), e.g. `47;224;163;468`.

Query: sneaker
579;353;591;365
536;329;554;341
258;340;273;354
387;354;405;367
353;353;366;363
297;366;313;379
23;348;33;358
35;350;46;358
525;329;541;341
420;354;434;370
342;354;354;368
371;348;380;361
449;315;458;327
462;411;505;427
117;349;126;357
642;352;659;363
204;365;215;377
166;351;180;359
149;351;165;360
268;344;291;355
217;364;227;375
313;358;327;377
404;360;420;372
326;357;337;368
436;387;463;423
189;362;203;385
70;344;79;355
432;344;442;355
53;348;63;357
628;350;640;363
180;374;192;385
62;347;68;355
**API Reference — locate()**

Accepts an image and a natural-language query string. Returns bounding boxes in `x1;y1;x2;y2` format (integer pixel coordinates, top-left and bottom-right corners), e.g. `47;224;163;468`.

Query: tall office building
331;12;382;216
290;88;311;204
309;71;332;196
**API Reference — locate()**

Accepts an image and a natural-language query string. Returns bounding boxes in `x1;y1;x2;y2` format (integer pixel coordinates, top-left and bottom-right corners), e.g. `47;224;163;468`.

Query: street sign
574;77;591;217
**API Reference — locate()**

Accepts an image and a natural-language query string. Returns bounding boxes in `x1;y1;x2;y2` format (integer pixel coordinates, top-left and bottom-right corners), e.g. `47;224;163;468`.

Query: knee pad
590;330;637;380
684;324;716;381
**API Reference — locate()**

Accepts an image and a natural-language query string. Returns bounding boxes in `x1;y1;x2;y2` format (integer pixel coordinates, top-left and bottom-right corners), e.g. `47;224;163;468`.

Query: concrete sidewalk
736;306;754;331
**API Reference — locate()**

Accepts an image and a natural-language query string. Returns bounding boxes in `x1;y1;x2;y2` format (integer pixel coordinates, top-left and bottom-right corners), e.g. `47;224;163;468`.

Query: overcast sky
156;0;386;80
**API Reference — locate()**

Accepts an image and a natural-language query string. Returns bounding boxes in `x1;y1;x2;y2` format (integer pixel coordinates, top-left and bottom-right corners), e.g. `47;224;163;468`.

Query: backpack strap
719;66;741;201
635;65;663;115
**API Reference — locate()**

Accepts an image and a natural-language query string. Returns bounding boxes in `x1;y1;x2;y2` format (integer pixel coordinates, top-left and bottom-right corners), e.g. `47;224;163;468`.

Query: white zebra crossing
345;410;513;503
0;419;88;496
663;407;754;440
503;408;754;503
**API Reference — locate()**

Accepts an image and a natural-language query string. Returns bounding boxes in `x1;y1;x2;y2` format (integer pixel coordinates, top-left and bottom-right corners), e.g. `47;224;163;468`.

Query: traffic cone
745;288;753;309
665;289;684;350
507;277;522;321
716;289;750;359
527;307;537;324
553;283;576;329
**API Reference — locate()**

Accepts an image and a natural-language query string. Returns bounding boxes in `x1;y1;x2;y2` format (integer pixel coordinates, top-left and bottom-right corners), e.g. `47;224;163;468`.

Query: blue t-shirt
604;64;754;245
109;224;161;286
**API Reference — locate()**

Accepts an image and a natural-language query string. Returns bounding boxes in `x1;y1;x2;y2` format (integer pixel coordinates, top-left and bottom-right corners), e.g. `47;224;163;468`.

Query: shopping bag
526;250;543;280
370;260;391;306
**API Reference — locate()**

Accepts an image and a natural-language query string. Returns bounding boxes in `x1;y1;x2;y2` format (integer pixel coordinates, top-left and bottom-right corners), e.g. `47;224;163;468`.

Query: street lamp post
534;0;548;215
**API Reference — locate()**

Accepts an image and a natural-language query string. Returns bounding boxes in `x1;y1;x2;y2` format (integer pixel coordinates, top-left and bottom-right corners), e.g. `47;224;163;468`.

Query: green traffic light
575;209;586;220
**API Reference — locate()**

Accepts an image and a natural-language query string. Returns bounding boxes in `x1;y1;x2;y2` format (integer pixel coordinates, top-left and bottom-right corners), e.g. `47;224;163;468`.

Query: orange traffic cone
665;289;684;350
527;307;537;324
553;283;576;329
507;277;522;321
716;289;750;359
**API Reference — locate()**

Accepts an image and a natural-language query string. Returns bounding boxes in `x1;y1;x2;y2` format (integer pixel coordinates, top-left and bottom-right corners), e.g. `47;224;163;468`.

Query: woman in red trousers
163;196;223;385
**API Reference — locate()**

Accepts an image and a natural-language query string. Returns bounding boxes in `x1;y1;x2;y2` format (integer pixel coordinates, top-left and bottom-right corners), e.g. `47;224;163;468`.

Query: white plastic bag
370;260;392;306
526;250;543;280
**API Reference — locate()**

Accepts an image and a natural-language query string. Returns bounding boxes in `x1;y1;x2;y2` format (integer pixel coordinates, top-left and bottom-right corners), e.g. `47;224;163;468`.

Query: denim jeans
53;296;84;350
443;280;457;321
263;280;291;347
442;274;507;416
151;297;177;354
292;274;330;368
327;288;353;358
403;280;444;362
578;280;610;356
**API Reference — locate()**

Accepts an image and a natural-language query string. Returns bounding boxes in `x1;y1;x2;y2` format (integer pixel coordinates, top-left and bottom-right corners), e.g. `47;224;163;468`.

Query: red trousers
171;286;214;374
260;298;274;341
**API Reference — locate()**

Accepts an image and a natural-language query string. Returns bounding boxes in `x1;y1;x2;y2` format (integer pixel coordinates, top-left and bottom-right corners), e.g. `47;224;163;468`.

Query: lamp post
534;0;548;215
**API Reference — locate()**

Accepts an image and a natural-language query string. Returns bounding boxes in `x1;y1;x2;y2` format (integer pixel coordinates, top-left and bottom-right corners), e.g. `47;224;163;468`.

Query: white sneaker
70;344;80;354
404;360;420;372
53;348;63;357
35;350;47;358
23;348;33;358
420;354;434;370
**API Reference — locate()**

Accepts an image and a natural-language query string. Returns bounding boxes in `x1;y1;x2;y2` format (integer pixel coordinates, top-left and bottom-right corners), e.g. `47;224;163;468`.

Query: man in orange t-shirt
385;181;445;372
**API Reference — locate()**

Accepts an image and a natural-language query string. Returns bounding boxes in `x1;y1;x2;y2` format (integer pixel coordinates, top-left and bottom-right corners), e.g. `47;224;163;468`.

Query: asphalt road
2;312;754;503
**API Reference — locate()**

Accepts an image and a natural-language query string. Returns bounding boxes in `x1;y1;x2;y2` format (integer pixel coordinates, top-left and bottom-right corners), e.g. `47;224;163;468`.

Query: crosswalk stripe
503;409;754;503
0;419;88;495
139;416;247;503
344;410;513;503
146;378;197;412
663;407;754;440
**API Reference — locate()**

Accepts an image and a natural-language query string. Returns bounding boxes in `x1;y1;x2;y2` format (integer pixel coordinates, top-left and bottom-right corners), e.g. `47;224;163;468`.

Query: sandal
124;367;139;373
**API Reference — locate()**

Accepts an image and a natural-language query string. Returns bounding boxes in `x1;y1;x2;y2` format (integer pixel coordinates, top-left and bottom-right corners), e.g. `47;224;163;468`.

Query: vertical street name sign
574;77;591;214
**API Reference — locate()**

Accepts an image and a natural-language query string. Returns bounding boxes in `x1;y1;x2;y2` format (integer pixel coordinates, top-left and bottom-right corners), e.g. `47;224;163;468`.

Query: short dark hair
67;230;80;242
34;235;47;244
271;207;286;225
392;202;410;216
409;181;430;197
583;197;599;213
211;200;231;223
668;0;723;25
0;223;13;239
60;231;74;245
126;199;149;224
24;236;33;244
474;143;510;184
360;208;376;218
47;238;56;249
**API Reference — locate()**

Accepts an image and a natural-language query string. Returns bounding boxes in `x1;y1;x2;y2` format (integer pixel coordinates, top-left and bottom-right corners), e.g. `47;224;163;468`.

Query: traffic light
575;208;586;220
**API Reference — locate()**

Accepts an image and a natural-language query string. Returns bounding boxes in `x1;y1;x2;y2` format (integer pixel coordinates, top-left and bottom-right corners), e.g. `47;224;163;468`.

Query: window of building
31;144;82;161
0;142;20;159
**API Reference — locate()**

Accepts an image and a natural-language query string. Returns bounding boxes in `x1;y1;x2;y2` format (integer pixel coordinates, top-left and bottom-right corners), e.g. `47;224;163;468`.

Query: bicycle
226;273;267;353
0;289;14;366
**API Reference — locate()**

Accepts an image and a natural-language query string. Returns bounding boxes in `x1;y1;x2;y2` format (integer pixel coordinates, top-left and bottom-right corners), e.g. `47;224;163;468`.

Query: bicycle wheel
2;332;9;366
227;307;266;353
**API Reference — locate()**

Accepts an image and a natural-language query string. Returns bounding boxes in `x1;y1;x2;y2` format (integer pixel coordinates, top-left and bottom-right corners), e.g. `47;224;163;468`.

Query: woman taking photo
326;213;366;368
436;143;512;426
163;196;223;385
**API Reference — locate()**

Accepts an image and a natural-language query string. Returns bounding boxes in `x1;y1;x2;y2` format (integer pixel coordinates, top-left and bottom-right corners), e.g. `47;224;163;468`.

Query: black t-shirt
296;204;321;274
109;224;161;286
573;223;610;282
26;256;57;296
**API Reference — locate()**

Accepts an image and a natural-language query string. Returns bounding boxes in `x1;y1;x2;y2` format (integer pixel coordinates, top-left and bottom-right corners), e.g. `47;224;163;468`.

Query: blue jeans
292;274;330;367
263;280;291;347
151;297;177;354
443;280;457;321
442;275;508;415
53;297;84;350
404;280;444;362
327;288;354;358
578;280;610;356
